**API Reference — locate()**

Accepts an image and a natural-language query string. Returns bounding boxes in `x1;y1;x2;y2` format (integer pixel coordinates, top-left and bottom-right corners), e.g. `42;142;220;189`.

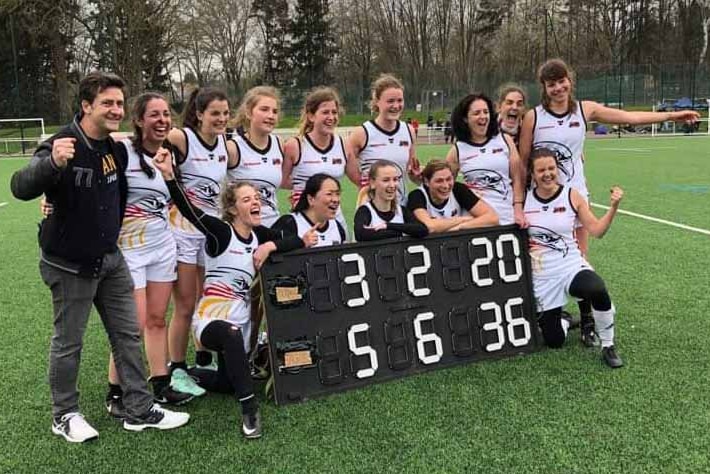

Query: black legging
538;270;612;348
199;320;255;405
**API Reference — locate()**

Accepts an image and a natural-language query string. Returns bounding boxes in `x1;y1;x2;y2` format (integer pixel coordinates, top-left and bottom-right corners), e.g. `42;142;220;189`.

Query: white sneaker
51;412;99;443
123;404;190;432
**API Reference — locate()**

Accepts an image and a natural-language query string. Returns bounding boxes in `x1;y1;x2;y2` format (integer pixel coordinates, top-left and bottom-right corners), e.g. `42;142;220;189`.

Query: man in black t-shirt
11;72;189;442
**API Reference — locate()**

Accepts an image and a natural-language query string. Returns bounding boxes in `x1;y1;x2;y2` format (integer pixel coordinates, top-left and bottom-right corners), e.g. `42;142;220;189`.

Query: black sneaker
241;411;262;439
581;323;601;348
123;404;190;432
154;385;195;406
105;394;126;419
602;345;624;368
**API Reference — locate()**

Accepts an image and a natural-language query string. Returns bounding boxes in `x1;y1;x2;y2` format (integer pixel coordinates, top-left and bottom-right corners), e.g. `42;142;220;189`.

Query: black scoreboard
262;225;540;405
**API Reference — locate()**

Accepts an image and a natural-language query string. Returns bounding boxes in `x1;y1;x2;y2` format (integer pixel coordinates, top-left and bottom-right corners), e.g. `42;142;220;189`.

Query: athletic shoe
241;411;262;439
105;394;126;419
51;413;99;443
170;368;206;397
250;360;270;380
195;360;218;372
123;404;190;432
602;346;624;369
581;324;601;348
154;385;194;406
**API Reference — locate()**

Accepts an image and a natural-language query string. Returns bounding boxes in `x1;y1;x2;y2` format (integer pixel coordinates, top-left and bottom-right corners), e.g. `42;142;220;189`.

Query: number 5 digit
347;323;378;378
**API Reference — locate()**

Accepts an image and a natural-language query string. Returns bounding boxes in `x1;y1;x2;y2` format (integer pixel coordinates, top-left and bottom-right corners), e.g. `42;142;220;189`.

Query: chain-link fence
311;62;710;117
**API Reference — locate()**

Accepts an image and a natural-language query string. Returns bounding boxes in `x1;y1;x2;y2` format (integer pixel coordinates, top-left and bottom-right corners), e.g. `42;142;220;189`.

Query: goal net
0;118;47;156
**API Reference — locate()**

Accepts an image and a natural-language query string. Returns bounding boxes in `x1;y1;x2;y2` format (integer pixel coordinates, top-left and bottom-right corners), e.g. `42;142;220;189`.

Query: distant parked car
667;97;708;111
656;99;677;111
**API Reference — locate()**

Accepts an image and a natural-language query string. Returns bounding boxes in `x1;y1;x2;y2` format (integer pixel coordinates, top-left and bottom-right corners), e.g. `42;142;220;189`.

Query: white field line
590;203;710;236
0;202;7;208
596;148;654;152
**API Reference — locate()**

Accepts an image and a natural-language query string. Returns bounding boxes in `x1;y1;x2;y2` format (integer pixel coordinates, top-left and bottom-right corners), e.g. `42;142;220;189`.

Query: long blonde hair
297;87;342;137
369;74;404;114
234;86;280;130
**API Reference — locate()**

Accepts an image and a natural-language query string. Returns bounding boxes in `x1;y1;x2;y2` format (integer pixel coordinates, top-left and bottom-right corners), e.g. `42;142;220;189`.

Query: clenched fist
51;138;77;168
609;186;624;207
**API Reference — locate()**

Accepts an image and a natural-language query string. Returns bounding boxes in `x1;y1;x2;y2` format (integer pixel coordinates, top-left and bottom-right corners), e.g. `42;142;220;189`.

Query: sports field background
1;137;709;473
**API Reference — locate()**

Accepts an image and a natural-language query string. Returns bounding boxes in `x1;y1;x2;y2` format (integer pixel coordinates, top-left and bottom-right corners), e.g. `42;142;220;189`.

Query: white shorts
174;232;206;266
533;261;593;312
121;241;177;289
195;319;252;354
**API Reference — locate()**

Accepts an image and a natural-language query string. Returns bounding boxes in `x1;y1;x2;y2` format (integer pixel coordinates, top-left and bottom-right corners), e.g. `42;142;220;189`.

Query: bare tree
194;0;254;93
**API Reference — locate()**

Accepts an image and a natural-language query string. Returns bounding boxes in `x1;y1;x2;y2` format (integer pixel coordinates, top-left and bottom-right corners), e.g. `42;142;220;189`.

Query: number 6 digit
413;312;443;365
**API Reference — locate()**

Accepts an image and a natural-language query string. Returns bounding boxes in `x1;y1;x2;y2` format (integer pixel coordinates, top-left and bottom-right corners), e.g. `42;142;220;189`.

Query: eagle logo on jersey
204;271;253;302
193;182;220;207
528;225;569;257
466;169;508;198
533;141;575;181
258;186;277;211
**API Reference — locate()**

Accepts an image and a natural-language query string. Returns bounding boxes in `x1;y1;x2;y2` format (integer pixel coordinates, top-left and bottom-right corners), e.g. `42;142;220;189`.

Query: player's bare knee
145;312;167;331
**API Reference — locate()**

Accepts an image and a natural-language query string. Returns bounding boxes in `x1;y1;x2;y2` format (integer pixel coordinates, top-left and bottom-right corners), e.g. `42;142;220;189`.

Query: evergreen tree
290;0;334;89
252;0;292;87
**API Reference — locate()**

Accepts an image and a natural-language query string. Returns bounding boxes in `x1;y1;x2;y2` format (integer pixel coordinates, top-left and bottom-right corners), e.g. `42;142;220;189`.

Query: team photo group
10;58;699;443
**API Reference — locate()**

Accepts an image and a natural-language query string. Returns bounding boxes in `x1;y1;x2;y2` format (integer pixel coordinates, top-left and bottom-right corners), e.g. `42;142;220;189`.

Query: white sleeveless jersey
193;227;258;338
414;185;465;219
293;212;344;247
359;120;413;204
117;139;172;251
290;134;346;205
456;133;514;225
524;186;585;279
289;134;348;232
229;134;283;227
363;202;404;227
532;103;588;197
170;128;228;235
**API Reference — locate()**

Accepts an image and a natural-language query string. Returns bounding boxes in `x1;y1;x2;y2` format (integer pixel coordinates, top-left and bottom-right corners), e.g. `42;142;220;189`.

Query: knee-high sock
593;305;615;348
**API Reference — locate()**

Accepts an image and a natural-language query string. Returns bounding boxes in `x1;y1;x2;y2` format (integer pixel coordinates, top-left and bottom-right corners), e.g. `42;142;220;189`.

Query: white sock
593;305;616;348
560;317;570;336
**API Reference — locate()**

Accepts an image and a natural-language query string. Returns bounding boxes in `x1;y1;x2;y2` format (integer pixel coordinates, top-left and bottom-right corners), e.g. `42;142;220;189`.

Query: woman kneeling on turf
407;160;498;232
152;147;315;438
524;147;624;368
273;173;347;246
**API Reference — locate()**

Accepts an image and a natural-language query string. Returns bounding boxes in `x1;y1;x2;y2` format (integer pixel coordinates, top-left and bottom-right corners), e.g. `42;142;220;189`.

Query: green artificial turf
1;136;709;473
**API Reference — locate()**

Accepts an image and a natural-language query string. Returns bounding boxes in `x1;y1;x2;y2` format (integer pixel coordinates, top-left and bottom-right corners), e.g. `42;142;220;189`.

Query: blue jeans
39;250;153;418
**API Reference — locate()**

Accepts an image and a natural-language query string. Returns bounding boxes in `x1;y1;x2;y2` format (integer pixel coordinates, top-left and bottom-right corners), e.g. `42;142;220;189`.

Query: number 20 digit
470;234;523;286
